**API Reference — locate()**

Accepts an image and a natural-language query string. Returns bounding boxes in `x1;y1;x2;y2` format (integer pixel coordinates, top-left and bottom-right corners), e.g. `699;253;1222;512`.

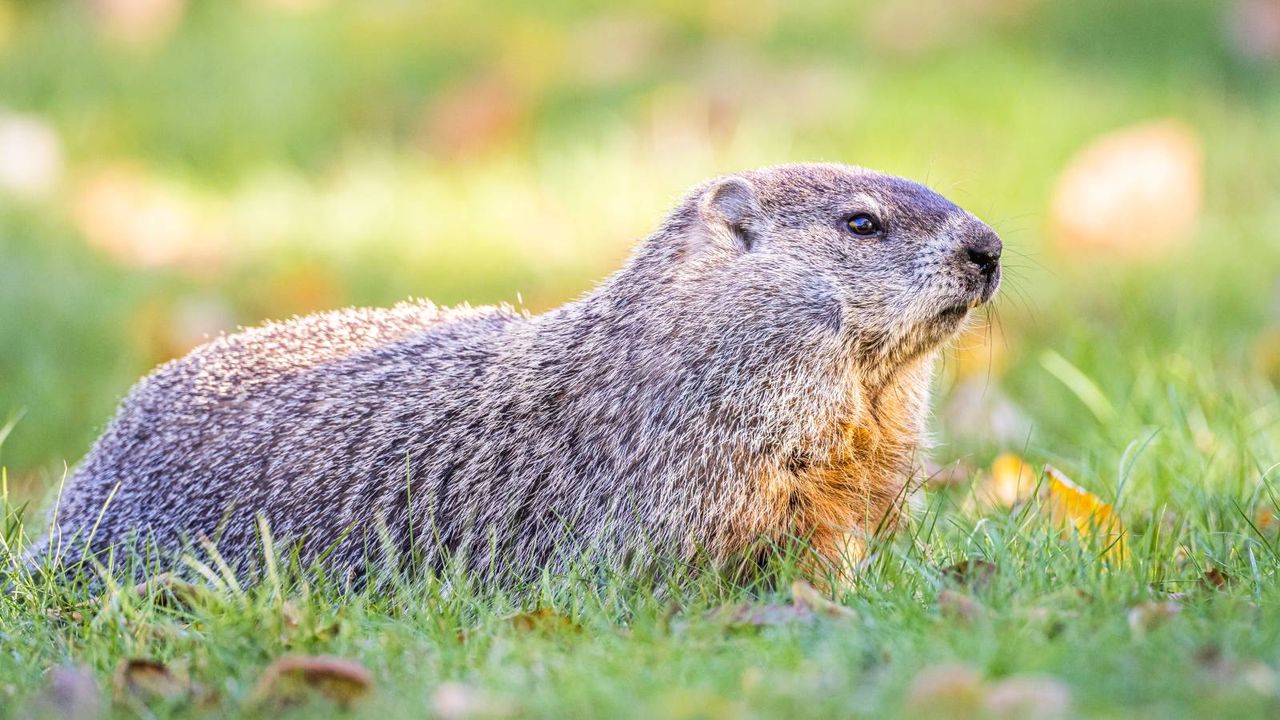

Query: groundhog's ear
699;177;766;252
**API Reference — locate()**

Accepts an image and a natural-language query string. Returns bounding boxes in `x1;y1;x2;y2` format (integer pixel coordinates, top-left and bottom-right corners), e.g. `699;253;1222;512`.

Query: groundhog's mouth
937;284;997;322
942;274;1000;318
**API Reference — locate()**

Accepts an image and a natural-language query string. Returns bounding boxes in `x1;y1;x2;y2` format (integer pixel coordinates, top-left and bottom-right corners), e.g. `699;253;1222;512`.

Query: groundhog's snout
959;225;1002;302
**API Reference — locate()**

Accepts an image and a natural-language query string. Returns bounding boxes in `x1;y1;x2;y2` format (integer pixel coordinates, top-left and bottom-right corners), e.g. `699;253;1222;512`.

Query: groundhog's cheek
797;277;845;334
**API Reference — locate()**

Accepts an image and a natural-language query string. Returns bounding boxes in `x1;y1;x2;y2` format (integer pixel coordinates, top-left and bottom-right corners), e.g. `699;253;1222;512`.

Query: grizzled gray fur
32;163;1001;585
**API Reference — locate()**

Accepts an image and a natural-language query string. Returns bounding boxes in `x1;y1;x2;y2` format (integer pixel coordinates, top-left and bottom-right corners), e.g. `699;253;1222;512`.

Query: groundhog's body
35;164;1000;583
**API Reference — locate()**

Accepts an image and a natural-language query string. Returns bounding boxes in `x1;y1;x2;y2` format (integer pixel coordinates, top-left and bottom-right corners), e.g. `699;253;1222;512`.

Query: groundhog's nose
962;229;1002;279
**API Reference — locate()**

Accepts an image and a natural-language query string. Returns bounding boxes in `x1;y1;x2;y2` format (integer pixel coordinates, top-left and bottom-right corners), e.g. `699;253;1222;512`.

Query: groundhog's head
692;163;1001;366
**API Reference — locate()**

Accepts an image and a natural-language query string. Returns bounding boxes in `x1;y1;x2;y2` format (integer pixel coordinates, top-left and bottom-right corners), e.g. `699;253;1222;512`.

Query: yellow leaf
983;453;1037;508
1042;465;1128;562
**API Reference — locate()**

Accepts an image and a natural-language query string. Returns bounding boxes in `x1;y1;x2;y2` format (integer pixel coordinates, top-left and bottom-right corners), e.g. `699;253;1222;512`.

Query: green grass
3;0;1280;716
4;452;1280;718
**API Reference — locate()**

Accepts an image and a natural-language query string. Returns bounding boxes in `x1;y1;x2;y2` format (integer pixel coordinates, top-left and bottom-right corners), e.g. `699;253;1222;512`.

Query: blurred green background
1;0;1278;509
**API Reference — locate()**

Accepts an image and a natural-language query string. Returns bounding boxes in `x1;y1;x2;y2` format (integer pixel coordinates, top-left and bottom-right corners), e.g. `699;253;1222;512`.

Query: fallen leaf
903;663;985;718
1201;566;1232;591
940;560;998;593
978;453;1038;509
1128;600;1181;638
24;664;103;720
983;675;1073;719
1050;119;1203;260
938;589;983;622
113;659;187;702
790;579;857;620
1041;465;1128;562
248;655;372;709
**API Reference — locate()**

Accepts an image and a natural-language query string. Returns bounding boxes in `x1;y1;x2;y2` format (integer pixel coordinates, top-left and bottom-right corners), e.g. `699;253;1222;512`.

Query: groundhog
30;163;1001;586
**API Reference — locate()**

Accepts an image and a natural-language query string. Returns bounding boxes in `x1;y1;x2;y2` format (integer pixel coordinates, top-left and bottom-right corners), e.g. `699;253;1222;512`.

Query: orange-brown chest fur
738;360;931;571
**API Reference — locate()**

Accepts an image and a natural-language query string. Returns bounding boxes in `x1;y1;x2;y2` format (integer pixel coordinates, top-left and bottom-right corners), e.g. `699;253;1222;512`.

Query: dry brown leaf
1041;465;1129;562
1128;600;1181;638
941;559;998;592
113;659;187;702
1201;566;1232;591
790;579;857;620
903;663;986;718
1050;119;1202;260
25;664;103;720
248;655;373;709
983;675;1073;719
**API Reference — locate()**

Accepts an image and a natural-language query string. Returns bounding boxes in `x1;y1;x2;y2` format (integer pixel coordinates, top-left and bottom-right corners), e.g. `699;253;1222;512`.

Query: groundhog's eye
846;213;881;237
